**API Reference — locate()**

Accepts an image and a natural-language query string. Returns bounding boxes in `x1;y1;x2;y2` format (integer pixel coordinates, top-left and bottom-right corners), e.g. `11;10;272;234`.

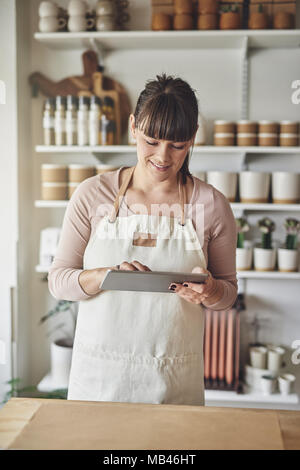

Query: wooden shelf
34;30;300;51
36;144;300;155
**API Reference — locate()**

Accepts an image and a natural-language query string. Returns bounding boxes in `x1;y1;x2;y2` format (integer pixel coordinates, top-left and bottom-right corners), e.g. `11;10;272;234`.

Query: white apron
67;165;207;405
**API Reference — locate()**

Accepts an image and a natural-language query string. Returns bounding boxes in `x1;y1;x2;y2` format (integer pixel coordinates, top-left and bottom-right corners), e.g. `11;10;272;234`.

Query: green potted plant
39;300;78;389
219;4;241;30
277;218;300;272
236;217;252;270
1;378;67;405
254;217;276;271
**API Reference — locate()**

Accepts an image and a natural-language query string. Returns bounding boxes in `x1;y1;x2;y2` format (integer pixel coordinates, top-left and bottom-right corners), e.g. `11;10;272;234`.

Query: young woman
48;73;238;406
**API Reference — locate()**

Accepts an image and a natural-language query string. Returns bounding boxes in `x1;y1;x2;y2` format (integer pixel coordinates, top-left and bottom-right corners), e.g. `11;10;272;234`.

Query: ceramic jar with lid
152;13;172;31
41;164;68;183
279;121;299;146
96;164;119;175
258;121;279;146
214;120;236;146
237;121;258;146
68;164;95;183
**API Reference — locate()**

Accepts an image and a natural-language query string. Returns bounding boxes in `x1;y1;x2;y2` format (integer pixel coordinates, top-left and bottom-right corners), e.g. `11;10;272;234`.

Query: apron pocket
68;349;204;406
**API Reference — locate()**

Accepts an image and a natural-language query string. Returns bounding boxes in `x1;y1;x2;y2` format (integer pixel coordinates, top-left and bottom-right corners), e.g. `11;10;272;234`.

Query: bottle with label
54;96;67;146
77;96;90;146
66;95;78;146
100;114;110;146
43;97;55;146
102;96;116;145
89;95;102;146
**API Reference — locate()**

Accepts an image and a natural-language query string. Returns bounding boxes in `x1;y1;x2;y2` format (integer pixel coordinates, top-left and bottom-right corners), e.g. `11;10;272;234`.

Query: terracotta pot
197;13;218;30
174;0;193;15
248;12;269;29
273;11;294;29
220;12;241;30
198;0;219;14
152;13;172;31
173;14;194;30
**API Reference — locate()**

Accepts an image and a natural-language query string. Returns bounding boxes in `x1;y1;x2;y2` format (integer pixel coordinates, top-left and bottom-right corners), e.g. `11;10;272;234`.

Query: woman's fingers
131;260;151;271
119;260;151;271
119;261;138;271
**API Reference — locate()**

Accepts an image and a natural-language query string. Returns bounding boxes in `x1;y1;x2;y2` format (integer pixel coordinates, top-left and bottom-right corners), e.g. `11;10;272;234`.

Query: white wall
2;0;299;408
0;0;17;404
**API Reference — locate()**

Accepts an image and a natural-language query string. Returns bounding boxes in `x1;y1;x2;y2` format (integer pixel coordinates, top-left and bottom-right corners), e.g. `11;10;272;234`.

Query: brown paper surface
7;400;284;450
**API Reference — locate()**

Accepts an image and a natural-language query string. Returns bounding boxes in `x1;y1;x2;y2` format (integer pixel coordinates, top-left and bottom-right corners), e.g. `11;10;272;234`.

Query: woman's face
130;114;196;180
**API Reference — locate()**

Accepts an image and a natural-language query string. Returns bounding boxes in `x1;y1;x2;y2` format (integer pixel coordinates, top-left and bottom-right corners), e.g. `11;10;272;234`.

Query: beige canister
236;120;258;134
258;121;279;134
279;134;299;146
214;120;236;134
214;133;235;146
258;133;278;146
41;164;68;183
280;121;299;134
68;182;81;199
96;164;119;175
237;133;257;146
42;182;68;200
68;164;95;183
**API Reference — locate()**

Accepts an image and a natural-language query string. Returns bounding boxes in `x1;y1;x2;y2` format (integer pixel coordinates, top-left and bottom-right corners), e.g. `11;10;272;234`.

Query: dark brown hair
133;73;198;184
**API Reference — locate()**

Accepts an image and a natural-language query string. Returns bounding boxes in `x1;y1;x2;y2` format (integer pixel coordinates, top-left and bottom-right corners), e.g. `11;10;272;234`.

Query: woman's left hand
168;267;222;305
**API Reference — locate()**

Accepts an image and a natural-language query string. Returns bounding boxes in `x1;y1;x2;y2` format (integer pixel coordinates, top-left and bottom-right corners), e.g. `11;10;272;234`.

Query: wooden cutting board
29;49;131;136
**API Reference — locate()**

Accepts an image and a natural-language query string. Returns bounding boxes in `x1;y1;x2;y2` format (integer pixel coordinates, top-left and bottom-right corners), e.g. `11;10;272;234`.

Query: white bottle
66;95;78;146
54;96;66;146
77;96;90;146
89;95;102;146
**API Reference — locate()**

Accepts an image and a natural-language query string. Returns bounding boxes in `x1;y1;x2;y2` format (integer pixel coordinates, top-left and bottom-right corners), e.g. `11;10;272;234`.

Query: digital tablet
100;269;208;293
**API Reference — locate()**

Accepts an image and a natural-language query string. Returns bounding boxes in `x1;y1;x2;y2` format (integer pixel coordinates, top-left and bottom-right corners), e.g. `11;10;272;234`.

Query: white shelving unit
35;264;300;279
36;144;300;154
36;372;298;407
34;26;300;408
34;200;300;212
34;30;300;51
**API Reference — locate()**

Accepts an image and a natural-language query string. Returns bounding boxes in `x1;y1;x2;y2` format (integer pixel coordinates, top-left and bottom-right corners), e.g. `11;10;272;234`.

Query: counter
0;398;299;450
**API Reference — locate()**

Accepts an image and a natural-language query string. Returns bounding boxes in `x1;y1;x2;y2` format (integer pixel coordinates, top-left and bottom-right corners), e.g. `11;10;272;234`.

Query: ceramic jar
239;171;270;203
272;172;300;204
206;171;237;202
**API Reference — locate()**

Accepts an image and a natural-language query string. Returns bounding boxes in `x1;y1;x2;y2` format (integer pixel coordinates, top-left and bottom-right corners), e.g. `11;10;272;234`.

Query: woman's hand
168;267;224;306
116;260;152;272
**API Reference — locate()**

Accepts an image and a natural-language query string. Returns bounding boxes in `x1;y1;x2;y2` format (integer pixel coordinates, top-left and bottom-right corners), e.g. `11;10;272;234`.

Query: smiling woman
48;73;238;407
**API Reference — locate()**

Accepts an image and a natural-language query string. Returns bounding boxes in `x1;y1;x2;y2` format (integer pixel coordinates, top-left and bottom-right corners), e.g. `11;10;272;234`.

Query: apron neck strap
109;166;186;225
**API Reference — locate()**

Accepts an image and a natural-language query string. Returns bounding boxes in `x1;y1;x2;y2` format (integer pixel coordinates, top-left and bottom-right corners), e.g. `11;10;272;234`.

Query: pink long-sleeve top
48;167;238;310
